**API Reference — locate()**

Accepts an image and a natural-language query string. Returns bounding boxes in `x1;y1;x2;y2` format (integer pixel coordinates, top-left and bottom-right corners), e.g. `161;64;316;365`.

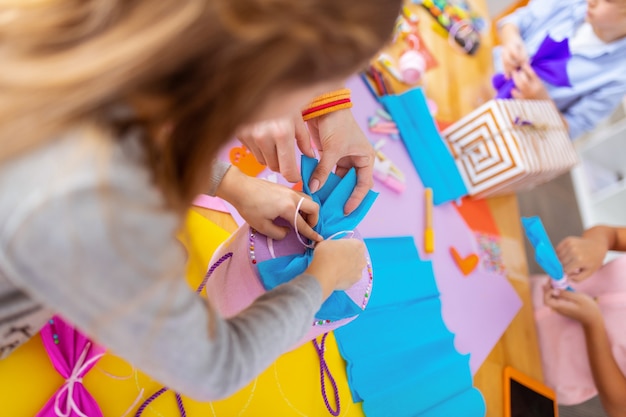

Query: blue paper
521;216;564;279
379;88;468;205
334;236;486;417
257;156;378;321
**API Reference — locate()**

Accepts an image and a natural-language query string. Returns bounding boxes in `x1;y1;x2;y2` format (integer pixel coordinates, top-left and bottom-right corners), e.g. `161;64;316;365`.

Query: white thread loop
326;231;355;240
294;197;316;250
265;197;357;259
54;342;105;417
267;235;277;259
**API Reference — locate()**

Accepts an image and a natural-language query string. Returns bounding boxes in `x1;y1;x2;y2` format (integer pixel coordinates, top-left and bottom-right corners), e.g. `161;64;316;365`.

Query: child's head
586;0;626;40
0;0;401;207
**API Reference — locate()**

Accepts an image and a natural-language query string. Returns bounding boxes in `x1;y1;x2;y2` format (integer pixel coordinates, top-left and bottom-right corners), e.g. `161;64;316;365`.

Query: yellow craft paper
0;209;365;417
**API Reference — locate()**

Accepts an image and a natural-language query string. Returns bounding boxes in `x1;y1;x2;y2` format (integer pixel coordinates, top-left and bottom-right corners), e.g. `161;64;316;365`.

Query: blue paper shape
521;216;564;279
257;156;378;321
334;236;486;417
493;35;572;99
379;88;468;205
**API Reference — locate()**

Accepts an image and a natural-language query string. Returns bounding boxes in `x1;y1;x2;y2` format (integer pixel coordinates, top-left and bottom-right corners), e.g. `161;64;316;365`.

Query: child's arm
543;283;626;416
559;84;626;140
584;317;626;417
557;226;626;281
215;164;323;243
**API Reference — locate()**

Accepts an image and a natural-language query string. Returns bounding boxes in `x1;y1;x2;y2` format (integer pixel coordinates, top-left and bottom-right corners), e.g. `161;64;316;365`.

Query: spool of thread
399;50;426;84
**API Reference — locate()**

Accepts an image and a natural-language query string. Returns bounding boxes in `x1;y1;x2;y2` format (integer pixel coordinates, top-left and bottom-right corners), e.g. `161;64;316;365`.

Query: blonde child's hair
0;0;401;209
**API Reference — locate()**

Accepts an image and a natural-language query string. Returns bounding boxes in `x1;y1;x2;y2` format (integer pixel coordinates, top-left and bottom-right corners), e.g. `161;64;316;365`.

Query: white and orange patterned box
442;99;578;198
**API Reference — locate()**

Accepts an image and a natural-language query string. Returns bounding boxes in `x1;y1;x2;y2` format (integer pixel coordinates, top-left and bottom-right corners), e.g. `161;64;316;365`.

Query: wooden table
410;2;545;417
197;1;543;415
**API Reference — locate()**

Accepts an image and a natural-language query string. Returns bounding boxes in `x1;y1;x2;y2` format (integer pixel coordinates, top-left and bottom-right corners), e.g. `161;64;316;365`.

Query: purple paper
37;316;105;417
348;77;522;374
493;35;572;99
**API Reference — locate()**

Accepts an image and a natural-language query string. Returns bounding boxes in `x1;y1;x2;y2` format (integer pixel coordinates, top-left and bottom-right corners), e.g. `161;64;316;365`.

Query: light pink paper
192;194;229;213
348;76;522;374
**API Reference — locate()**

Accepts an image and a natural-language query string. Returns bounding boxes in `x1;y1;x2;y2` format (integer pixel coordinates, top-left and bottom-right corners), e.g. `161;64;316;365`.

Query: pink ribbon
37;316;105;417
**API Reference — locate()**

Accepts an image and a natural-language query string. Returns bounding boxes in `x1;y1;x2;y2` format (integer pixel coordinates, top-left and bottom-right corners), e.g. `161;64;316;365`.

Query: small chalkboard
504;366;558;417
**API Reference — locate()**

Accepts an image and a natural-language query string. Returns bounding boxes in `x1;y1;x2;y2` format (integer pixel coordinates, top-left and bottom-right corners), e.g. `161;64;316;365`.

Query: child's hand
217;167;322;242
543;280;603;329
306;239;367;299
511;64;551;100
556;235;608;282
501;34;528;77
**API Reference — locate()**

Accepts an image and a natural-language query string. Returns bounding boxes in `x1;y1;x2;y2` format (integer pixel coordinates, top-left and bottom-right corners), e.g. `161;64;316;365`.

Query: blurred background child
494;0;626;140
533;225;626;416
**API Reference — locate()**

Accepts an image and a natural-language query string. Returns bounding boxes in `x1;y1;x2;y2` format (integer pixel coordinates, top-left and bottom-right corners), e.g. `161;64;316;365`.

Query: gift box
204;156;377;351
442;99;578;198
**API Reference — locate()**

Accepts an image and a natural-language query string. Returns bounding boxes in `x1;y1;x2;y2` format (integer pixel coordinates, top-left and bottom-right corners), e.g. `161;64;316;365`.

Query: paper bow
37;316;105;417
493;35;572;99
521;216;564;280
257;156;378;321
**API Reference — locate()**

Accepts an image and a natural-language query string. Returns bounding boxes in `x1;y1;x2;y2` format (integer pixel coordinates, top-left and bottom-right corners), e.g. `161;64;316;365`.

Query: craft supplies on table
335;237;486;417
424;188;435;253
379;87;468;205
442;99;578;198
419;0;482;55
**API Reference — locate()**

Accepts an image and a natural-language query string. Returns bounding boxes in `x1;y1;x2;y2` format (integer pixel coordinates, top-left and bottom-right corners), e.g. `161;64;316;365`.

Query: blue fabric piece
257;156;378;321
521;216;564;279
334;236;486;417
379;89;468;205
492;0;626;139
493;35;572;99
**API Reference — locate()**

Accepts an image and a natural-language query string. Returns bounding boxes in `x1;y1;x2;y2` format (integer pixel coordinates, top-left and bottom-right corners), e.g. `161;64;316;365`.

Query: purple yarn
313;333;341;416
135;253;233;416
197;252;234;294
134;387;168;417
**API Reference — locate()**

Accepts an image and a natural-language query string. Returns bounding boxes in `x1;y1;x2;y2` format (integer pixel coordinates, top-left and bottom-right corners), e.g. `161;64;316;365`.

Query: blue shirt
493;0;626;139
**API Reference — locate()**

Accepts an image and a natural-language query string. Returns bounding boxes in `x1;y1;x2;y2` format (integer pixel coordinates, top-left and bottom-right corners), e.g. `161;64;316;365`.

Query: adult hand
556;235;609;282
307;109;375;215
235;113;314;183
306;239;367;299
543;279;603;329
216;167;322;242
511;63;551;100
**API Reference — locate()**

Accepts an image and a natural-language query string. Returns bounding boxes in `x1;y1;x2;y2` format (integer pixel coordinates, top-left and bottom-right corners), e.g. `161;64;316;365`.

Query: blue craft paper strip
334;236;485;416
379;88;468;205
521;216;564;279
416;388;487;417
257;155;378;320
362;355;479;417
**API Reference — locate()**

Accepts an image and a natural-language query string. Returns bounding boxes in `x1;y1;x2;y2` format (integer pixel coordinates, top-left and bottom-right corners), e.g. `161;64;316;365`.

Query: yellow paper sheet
0;209;364;416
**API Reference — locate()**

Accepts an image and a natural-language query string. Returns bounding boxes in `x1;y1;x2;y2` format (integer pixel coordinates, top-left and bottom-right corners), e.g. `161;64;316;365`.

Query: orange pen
424;188;435;254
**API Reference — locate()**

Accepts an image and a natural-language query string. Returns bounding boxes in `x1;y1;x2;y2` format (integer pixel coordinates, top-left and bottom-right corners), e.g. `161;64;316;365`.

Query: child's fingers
295;215;322;243
295;195;320;230
511;70;529;91
259;221;289;241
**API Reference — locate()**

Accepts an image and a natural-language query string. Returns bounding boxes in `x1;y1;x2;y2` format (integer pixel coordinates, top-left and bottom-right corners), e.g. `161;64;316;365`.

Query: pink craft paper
347;76;522;374
192;194;229;213
37;316;105;417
